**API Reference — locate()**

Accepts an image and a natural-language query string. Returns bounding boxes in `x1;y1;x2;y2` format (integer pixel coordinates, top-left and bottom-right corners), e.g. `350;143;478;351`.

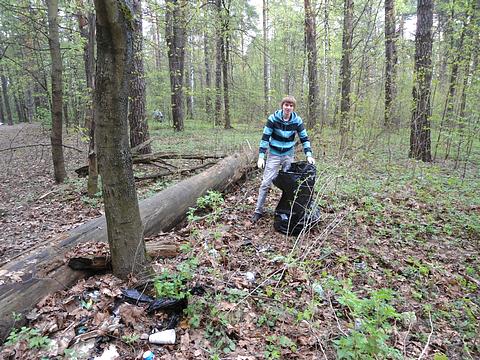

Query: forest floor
0;123;479;359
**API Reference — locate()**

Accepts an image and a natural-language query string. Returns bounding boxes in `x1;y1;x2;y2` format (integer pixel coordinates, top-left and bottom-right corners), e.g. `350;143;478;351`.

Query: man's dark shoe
251;212;263;224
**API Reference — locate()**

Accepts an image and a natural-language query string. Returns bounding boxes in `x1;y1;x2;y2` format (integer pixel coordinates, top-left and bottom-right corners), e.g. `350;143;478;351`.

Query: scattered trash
93;344;119;360
354;318;363;331
121;288;155;304
146;297;188;314
69;338;96;358
140;333;150;340
245;272;255;283
312;282;325;298
143;350;155;360
149;329;176;345
354;261;367;271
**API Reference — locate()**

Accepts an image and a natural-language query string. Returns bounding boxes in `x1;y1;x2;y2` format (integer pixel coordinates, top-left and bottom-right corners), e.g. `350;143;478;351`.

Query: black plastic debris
272;161;321;235
146;297;188;315
121;288;155;304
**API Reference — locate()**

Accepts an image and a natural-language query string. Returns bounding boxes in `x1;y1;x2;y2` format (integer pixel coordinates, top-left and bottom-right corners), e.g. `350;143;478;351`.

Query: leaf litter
0;124;479;359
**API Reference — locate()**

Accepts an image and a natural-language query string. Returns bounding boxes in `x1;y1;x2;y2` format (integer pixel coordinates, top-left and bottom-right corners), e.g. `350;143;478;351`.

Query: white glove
257;157;265;169
307;156;315;165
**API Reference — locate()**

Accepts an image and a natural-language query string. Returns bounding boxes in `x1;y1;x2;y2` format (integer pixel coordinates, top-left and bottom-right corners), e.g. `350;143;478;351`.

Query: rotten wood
68;241;178;271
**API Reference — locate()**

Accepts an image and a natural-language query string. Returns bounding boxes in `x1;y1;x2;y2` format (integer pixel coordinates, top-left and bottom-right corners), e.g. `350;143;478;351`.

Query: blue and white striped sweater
258;110;312;159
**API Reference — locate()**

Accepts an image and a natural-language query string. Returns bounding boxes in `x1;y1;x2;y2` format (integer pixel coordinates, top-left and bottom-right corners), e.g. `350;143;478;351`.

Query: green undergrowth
173;142;479;358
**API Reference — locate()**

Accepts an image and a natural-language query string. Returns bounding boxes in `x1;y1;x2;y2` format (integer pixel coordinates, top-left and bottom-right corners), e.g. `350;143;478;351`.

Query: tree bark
94;0;149;279
263;0;269;116
0;147;256;343
214;0;223;126
204;29;213;114
47;0;67;183
185;36;194;120
409;0;434;162
221;20;232;129
304;0;320;130
339;0;354;151
128;0;152;154
165;0;186;132
384;0;398;127
1;73;13;125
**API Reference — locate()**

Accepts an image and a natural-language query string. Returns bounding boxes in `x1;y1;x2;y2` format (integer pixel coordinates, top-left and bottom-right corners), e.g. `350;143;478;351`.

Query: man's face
282;102;294;118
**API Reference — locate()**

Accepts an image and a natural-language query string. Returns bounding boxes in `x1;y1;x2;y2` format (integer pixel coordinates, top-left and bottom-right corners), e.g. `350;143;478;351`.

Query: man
252;95;315;224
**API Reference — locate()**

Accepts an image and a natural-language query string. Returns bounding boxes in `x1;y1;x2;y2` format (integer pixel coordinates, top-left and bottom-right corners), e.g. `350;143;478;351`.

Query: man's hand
307;156;315;165
257;158;265;169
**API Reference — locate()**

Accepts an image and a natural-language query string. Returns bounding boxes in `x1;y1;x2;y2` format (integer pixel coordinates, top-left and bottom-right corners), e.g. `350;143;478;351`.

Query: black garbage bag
272;161;321;235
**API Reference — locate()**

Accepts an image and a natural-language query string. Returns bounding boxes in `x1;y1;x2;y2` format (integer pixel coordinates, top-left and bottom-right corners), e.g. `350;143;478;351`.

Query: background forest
0;0;479;359
0;0;478;166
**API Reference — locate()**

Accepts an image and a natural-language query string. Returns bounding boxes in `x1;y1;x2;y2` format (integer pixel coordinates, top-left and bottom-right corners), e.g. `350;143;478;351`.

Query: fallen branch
0;143;83;153
417;311;434;360
75;152;225;177
134;161;217;181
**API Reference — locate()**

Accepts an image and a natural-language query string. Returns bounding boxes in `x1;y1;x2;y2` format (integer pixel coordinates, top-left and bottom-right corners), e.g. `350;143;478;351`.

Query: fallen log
0;147;256;342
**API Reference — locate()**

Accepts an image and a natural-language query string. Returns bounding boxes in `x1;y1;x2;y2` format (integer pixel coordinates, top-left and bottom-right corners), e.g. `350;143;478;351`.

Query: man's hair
280;95;297;108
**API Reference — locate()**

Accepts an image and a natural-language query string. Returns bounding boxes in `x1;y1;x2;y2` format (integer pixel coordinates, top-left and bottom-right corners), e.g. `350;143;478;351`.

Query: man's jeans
254;154;294;214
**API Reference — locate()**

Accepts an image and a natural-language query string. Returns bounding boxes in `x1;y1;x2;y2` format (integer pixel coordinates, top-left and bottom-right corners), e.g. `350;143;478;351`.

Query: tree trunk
204;29;213;114
409;0;433;162
185;36;194;120
263;0;269;116
322;0;331;128
165;0;186;132
384;0;398;127
221;22;232;129
154;14;162;71
339;0;354;152
83;11;99;196
0;88;4;123
47;0;67;183
214;0;223;127
0;147;256;343
94;0;149;279
128;0;152;154
304;0;319;130
1;73;13;125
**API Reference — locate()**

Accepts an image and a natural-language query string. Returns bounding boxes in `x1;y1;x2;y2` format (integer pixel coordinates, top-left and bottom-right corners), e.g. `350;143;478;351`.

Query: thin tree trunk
93;0;150;280
185;36;194;120
47;0;67;182
128;0;152;154
78;8;99;196
304;0;319;130
384;0;398;127
0;73;13;125
154;14;162;71
214;0;223;127
222;29;232;129
204;29;213;114
322;0;331;129
0;88;4;123
409;0;433;162
339;0;354;152
263;0;269;116
165;0;186;132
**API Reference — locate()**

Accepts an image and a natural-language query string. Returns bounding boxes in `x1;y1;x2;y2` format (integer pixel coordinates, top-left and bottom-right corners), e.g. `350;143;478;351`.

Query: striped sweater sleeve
297;119;312;157
258;118;274;158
